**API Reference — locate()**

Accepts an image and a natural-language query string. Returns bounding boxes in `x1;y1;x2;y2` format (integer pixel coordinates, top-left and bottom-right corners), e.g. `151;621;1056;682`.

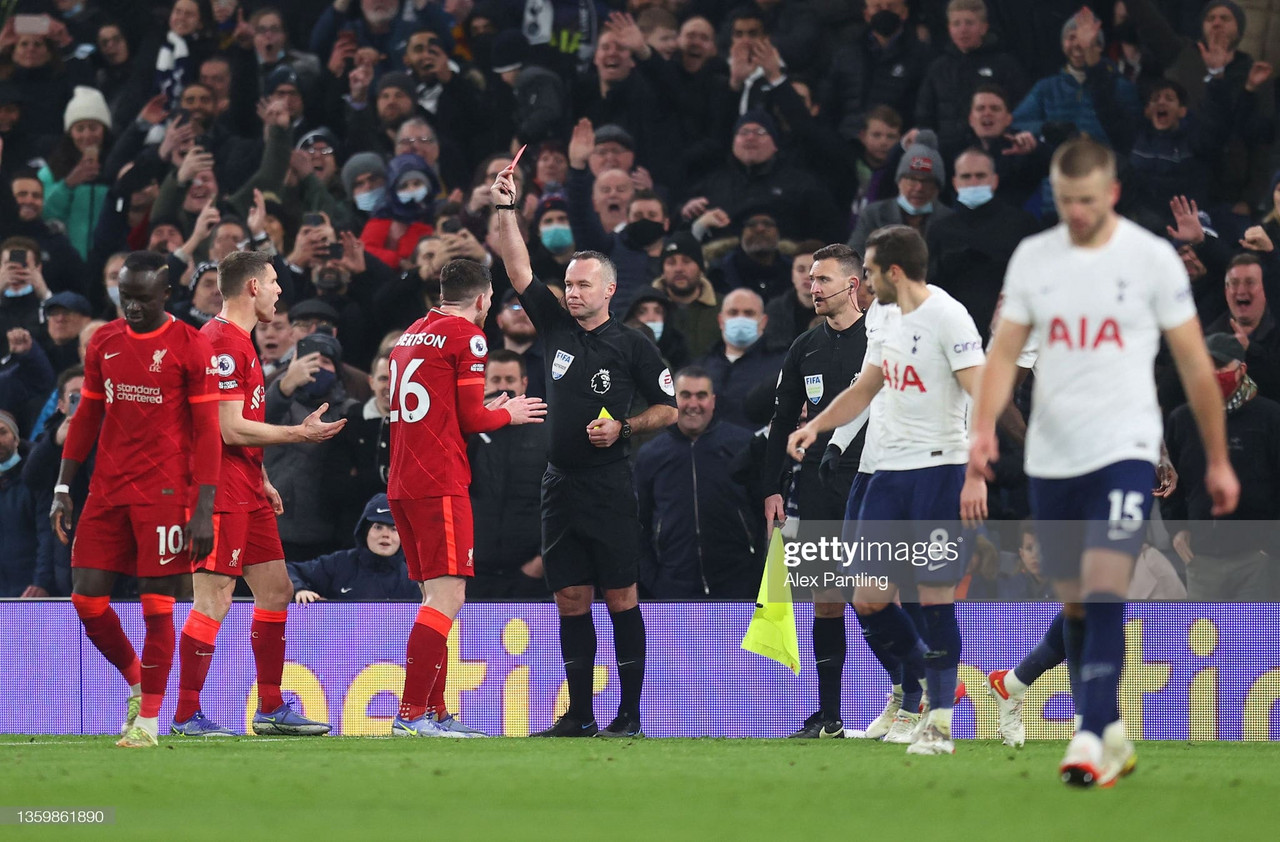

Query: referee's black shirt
519;277;676;470
763;317;870;497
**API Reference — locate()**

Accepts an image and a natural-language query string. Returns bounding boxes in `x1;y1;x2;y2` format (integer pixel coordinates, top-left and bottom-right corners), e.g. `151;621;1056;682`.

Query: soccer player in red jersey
172;251;344;737
51;252;222;748
388;258;546;737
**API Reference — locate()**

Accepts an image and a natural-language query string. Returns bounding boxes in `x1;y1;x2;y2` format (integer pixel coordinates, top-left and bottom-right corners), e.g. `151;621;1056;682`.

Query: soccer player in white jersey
967;137;1238;787
826;296;931;743
789;225;987;756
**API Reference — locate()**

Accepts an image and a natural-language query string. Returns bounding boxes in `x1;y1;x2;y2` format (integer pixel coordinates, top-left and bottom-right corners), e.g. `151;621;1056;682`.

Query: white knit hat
63;85;112;132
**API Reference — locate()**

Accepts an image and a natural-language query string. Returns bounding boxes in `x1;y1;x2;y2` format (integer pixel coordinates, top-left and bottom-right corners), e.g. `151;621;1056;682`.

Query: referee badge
590;368;611;394
805;374;824;404
551;349;575;380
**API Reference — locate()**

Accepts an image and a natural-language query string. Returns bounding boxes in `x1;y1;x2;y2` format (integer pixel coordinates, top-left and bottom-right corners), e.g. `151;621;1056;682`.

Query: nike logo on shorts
159;556;177;565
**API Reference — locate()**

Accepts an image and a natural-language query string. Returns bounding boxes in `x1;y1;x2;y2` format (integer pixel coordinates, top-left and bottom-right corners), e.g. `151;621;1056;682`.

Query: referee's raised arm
491;167;533;295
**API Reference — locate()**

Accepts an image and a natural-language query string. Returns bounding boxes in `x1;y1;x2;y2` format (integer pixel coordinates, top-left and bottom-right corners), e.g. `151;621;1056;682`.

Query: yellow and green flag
741;527;800;675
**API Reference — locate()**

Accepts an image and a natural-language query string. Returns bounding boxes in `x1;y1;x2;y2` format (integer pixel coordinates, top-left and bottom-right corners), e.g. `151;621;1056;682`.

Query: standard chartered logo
104;380;163;405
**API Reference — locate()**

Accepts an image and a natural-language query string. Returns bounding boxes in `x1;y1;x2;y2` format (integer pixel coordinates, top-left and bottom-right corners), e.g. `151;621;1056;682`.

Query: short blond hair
1050;136;1116;180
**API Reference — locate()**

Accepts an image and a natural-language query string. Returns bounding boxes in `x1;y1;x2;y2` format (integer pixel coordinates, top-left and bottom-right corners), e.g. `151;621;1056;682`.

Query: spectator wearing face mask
563;122;671;313
528;192;576;284
696;289;785;431
361;153;439;270
341;152;388;226
926;147;1037;343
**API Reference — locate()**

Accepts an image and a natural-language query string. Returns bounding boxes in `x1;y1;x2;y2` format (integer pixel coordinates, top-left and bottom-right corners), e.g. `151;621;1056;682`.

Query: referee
491;166;678;738
763;243;869;738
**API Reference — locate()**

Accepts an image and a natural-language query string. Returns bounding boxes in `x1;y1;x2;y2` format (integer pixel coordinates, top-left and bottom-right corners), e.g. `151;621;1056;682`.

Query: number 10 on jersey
389;358;431;423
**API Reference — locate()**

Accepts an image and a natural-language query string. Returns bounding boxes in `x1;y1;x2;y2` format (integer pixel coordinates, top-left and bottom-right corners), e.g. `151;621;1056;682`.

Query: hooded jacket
286;494;418;600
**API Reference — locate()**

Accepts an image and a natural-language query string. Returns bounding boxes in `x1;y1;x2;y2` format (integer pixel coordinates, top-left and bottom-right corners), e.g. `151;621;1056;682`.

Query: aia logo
150;348;168;372
1047;317;1124;350
250;384;265;411
882;361;926;392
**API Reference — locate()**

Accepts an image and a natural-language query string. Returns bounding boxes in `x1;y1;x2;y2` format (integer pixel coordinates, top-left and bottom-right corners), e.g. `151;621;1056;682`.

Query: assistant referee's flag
741;527;801;675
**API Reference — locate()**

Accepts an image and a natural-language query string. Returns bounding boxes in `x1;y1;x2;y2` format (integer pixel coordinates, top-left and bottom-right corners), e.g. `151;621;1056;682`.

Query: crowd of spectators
1;0;1278;603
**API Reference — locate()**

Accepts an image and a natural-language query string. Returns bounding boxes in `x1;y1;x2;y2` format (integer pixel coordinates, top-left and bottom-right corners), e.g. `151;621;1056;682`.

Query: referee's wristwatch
620;420;632;439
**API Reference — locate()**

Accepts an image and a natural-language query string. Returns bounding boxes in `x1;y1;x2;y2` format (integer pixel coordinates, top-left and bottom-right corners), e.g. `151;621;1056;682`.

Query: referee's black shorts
540;461;641;592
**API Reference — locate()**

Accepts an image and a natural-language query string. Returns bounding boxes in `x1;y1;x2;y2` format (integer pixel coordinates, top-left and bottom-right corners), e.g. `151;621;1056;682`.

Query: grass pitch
1;736;1274;840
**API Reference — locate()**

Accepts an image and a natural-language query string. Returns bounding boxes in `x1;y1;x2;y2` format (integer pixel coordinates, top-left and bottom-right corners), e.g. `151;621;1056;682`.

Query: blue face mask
0;449;18;472
397;187;428;205
107;286;121;307
724;316;760;348
956;184;994;209
301;368;336;398
896;194;932;216
354;187;384;212
540;225;574;254
645;320;664;341
4;284;33;298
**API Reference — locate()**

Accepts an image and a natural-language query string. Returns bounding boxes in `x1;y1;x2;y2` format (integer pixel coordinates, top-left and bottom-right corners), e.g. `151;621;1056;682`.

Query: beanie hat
64;85;112;132
0;409;18;441
896;143;946;187
661;231;705;274
1201;1;1246;40
376;71;418;101
491;29;529;74
733;110;780;146
341;152;388;196
265;64;300;96
532;193;569;227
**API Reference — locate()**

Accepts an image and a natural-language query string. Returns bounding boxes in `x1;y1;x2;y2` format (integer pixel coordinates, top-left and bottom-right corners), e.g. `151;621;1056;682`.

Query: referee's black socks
559;613;597;722
610;606;646;719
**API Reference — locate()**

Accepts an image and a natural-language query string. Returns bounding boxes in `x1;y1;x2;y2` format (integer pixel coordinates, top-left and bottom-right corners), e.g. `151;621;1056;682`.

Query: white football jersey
1001;218;1196;478
865;287;985;471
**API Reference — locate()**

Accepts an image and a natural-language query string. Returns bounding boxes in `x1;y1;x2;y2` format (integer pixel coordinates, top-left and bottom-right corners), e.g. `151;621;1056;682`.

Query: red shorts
390;496;474;581
200;506;284;577
72;498;195;578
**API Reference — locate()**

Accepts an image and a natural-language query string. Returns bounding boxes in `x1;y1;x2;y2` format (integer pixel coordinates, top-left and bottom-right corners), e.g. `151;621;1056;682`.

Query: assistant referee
491;166;678;738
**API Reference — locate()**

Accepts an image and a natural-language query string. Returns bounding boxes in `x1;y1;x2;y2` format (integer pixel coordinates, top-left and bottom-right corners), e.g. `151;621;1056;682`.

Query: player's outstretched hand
967;429;999;481
786;424;817;461
1205;460;1240;517
50;492;74;545
505;395;547;425
184;509;215;561
298;403;347;442
960;474;988;527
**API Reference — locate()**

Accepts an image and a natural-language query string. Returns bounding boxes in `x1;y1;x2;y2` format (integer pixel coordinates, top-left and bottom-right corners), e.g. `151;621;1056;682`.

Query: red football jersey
202;316;268;512
79;317;220;506
388;309;495;499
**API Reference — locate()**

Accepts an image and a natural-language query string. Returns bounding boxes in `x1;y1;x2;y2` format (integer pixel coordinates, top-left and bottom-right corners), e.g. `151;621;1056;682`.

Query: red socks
399;605;452;722
139;594;176;719
429;647;449;718
251;608;288;714
71;594;141;687
175;610;222;723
